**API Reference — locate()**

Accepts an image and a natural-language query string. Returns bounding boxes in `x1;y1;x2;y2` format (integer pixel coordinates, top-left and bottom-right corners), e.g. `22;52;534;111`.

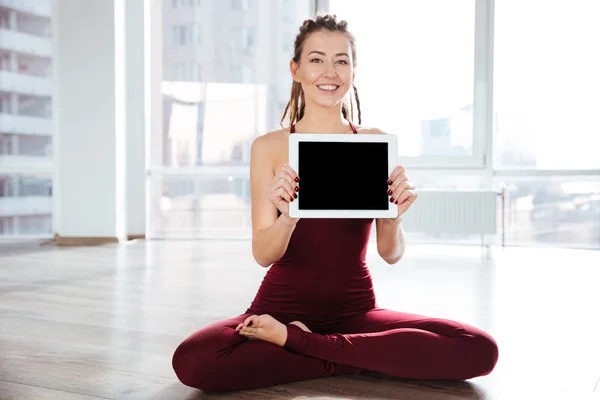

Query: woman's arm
252;213;298;267
376;165;417;264
250;134;299;267
376;216;406;264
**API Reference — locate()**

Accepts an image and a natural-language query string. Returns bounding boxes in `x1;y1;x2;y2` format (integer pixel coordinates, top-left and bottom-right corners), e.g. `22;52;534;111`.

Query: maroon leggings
172;308;498;392
173;309;498;391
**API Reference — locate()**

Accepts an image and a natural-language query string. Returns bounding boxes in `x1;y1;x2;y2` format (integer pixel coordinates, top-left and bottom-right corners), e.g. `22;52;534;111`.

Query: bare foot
290;321;311;332
235;314;288;347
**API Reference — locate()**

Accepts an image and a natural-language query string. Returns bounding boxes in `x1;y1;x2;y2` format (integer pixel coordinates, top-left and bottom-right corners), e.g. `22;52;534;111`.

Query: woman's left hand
387;165;418;217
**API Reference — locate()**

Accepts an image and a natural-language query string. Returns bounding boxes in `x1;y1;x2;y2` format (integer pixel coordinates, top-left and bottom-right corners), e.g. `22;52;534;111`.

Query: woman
172;14;498;392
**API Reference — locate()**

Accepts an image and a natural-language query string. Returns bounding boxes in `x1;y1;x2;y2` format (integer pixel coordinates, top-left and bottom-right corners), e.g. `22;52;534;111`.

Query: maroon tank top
246;121;376;325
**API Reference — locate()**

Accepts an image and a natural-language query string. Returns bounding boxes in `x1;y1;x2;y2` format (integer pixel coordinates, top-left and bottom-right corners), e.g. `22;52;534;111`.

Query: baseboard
127;234;145;241
49;233;146;247
52;234;118;247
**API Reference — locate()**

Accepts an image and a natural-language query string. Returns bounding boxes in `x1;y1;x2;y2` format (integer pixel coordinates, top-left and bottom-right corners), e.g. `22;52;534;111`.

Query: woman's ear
290;60;301;83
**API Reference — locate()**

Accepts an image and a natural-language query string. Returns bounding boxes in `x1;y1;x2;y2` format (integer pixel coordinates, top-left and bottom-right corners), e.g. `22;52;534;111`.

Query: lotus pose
172;14;498;392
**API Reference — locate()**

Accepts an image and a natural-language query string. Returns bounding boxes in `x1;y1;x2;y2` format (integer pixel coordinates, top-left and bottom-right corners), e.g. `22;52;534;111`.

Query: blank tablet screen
298;141;389;210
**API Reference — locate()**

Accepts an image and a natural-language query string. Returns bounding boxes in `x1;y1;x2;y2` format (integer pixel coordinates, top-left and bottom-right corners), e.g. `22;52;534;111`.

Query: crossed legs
172;309;498;392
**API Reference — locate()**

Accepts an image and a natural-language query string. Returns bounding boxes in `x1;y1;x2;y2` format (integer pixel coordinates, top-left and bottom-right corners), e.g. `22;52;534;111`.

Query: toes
243;315;258;328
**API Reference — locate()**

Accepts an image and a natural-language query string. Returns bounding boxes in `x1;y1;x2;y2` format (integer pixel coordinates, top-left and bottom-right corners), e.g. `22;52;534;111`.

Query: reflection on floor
1;240;599;399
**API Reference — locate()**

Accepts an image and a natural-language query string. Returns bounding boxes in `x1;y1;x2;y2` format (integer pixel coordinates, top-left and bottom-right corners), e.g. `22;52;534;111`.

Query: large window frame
142;0;496;239
143;0;599;244
142;0;600;241
0;0;595;244
1;0;597;241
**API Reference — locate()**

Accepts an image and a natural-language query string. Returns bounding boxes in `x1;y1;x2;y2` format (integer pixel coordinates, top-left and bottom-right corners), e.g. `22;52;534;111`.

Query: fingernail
387;189;392;195
387;180;393;185
295;177;300;182
294;193;298;198
248;321;253;327
390;197;395;203
395;200;399;205
295;186;299;192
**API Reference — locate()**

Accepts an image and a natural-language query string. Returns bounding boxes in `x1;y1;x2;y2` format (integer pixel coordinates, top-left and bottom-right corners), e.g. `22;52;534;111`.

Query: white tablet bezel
288;133;399;219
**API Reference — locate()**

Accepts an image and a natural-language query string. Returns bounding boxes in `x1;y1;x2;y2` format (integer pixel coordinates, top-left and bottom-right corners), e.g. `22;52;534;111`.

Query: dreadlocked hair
280;14;362;128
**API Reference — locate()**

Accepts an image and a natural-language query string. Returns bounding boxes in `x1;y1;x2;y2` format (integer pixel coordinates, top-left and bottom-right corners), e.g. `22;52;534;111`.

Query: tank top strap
349;122;358;134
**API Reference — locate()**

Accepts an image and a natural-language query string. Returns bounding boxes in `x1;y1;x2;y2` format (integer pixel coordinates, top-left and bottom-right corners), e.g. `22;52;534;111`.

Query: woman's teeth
317;85;338;91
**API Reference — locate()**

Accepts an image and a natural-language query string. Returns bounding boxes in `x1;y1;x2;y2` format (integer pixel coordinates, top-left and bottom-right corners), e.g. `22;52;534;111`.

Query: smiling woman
170;14;498;393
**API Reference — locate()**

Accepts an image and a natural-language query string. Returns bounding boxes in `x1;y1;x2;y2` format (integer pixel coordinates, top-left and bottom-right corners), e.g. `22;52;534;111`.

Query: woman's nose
323;63;336;77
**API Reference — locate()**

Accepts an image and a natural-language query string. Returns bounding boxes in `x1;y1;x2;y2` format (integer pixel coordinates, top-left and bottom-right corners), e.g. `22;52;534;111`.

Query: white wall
125;0;146;236
52;0;145;239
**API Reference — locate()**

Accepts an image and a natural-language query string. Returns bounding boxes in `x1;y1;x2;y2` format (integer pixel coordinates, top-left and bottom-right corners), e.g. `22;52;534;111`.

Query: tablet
288;133;398;219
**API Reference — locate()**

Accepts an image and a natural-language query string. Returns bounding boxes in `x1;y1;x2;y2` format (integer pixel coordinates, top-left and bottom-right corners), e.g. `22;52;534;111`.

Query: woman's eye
337;60;348;65
310;58;323;63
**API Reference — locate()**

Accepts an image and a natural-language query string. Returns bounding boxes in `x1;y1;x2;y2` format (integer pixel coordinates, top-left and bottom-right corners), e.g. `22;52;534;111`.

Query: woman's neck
294;100;352;133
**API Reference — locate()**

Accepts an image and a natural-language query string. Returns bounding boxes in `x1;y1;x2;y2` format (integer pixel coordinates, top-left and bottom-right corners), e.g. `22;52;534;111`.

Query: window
193;24;201;44
150;0;312;239
229;64;255;83
172;63;184;80
172;62;200;81
0;174;53;237
0;5;53;237
174;0;201;6
495;176;600;249
172;25;197;45
232;0;252;9
283;0;294;20
328;0;480;167
242;66;253;83
282;32;292;53
191;63;201;81
150;0;600;244
230;65;241;82
493;1;600;170
148;175;252;238
231;28;255;52
242;28;254;51
172;25;184;45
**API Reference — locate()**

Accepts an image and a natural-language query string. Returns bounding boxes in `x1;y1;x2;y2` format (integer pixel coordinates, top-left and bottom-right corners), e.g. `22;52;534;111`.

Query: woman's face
291;30;355;110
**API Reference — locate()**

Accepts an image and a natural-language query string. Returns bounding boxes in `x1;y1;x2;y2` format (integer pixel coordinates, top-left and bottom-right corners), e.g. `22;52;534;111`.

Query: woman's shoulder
354;125;386;134
250;127;291;159
252;127;290;146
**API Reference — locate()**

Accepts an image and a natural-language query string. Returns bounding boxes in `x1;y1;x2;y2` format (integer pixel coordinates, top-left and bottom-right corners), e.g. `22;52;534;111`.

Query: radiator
401;189;499;235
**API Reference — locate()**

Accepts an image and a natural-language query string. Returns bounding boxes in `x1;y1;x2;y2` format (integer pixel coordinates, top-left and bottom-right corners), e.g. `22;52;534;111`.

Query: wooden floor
1;239;600;400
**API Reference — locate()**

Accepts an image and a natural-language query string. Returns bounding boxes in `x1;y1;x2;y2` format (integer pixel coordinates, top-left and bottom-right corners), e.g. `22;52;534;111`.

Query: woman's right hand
268;164;300;218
